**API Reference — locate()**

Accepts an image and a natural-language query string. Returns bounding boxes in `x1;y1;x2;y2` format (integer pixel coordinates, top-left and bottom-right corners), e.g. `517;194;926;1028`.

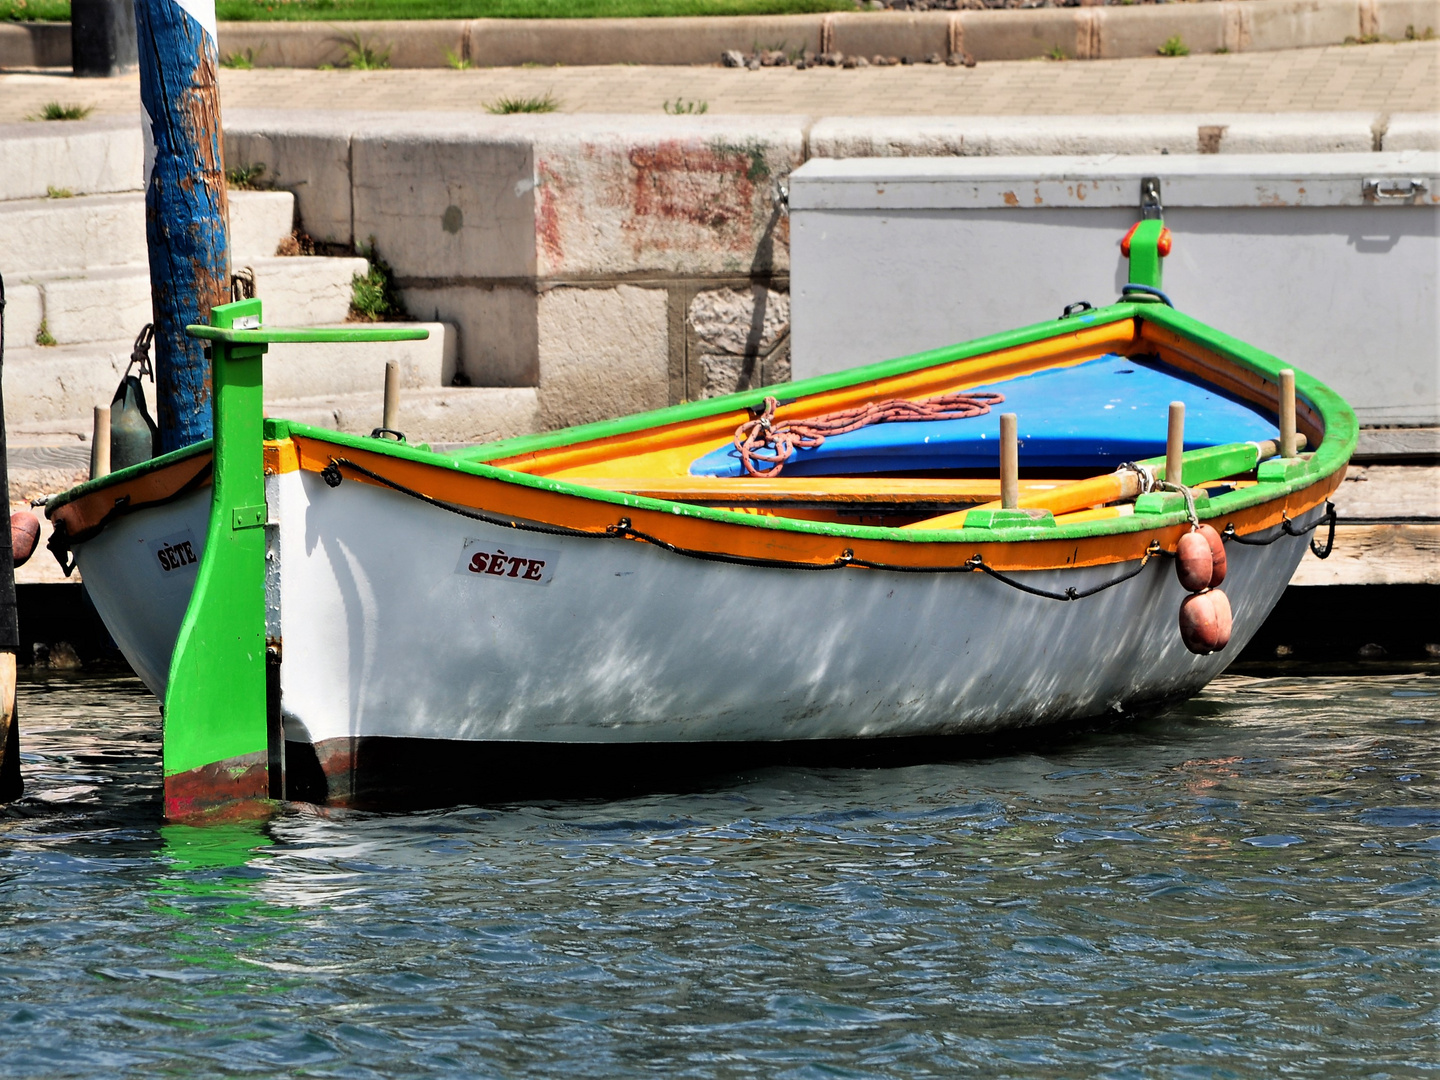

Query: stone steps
0;188;296;275
3;322;457;429
0;117;144;203
2;255;370;351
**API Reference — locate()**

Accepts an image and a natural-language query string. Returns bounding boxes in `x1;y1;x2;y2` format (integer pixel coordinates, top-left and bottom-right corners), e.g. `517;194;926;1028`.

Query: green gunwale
47;300;1357;549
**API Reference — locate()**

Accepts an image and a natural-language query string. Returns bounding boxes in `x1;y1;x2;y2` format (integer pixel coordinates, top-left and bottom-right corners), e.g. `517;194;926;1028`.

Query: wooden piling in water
135;0;231;453
0;274;24;801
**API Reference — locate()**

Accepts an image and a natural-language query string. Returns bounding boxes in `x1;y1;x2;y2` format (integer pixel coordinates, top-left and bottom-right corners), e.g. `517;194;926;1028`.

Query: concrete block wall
227;111;802;430
225;108;1433;433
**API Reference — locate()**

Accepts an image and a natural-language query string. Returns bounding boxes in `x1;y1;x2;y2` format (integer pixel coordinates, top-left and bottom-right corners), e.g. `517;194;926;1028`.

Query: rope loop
1150;481;1200;529
733;390;1005;478
320;462;344;488
1221;501;1337;557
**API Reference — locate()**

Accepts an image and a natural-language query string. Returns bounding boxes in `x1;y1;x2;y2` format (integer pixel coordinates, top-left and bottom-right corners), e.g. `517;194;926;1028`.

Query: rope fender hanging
733;391;1005;478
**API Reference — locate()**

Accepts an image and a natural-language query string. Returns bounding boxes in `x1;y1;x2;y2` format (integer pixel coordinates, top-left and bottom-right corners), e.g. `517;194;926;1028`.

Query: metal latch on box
1140;177;1163;220
1363;177;1428;201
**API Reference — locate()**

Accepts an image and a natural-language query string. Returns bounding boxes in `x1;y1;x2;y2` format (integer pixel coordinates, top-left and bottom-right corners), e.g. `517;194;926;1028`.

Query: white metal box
790;152;1440;427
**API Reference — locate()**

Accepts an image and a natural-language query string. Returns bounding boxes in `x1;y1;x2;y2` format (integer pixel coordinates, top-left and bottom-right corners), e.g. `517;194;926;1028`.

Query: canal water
2;672;1436;1078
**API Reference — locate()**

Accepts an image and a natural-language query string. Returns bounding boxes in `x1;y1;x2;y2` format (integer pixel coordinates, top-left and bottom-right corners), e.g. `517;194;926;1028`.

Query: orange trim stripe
289;434;1343;574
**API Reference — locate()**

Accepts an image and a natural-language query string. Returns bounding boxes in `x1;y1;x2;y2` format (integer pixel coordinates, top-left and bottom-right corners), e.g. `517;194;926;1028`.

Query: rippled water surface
2;673;1438;1078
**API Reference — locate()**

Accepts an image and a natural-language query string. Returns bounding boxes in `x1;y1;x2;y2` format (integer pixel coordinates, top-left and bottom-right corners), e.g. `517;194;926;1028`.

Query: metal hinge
1140;177;1163;220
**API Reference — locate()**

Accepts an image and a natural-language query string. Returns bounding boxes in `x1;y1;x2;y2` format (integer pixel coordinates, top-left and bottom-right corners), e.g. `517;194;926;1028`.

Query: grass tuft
29;101;93;121
221;47;258;69
486;92;560;114
45;185;73;198
226;162;271;190
350;238;406;322
1157;34;1190;56
1044;45;1067;61
444;47;472;69
663;97;708;114
339;32;391;68
35;320;56;347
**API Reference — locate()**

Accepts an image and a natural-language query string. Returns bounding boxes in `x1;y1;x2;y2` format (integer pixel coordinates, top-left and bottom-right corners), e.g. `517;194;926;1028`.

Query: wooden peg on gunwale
1166;401;1185;487
383;360;400;435
1000;413;1019;509
1278;369;1298;458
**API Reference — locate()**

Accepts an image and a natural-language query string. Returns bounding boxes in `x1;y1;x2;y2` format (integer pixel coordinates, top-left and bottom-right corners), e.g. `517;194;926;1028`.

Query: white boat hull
76;469;1313;778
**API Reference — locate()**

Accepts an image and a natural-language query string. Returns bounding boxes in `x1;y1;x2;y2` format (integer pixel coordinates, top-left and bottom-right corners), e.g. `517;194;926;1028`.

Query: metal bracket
774;178;790;217
1363;177;1428;202
1140;176;1163;220
232;503;267;530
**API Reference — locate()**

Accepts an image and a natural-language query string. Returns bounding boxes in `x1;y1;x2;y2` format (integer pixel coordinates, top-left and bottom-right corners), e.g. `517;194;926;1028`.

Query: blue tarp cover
689;355;1279;477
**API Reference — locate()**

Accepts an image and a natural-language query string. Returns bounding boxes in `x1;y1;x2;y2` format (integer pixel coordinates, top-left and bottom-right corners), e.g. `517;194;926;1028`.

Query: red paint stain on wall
535;159;567;267
626;142;758;254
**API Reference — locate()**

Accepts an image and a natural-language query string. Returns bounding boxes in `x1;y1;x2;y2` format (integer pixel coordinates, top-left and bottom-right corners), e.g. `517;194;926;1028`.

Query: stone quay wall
227;111;801;432
223;108;1437;432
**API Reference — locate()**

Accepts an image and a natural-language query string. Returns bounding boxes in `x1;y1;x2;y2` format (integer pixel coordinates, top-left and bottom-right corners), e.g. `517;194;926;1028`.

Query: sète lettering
156;540;198;572
468;549;547;579
456;540;557;585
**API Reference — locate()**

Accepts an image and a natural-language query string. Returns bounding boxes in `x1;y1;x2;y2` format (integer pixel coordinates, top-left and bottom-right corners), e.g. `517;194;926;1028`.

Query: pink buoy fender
1176;531;1213;592
1176;524;1228;592
1180;591;1220;655
1208;588;1233;651
1197;524;1226;588
10;511;39;568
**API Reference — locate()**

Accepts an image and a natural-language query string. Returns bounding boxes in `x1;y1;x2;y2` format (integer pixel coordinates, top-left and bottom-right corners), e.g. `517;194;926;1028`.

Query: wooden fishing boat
42;222;1354;820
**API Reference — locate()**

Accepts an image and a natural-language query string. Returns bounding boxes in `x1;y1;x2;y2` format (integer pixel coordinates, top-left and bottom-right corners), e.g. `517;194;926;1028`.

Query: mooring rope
732;391;1005;478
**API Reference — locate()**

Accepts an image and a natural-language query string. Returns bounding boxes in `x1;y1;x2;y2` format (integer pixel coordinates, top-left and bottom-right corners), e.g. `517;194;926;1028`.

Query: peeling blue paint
135;0;230;453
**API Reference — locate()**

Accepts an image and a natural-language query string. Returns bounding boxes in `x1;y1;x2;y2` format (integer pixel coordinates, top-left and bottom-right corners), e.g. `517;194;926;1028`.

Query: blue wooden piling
134;0;230;452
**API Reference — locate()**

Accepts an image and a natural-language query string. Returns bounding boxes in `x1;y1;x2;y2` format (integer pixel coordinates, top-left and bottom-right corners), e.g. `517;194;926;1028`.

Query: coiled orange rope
733;391;1006;477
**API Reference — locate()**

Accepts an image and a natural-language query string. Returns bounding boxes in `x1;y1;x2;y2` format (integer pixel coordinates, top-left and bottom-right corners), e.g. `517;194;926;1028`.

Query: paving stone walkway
1;40;1435;122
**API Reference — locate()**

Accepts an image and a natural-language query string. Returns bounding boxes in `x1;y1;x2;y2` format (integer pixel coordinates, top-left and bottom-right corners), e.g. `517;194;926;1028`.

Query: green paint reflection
152;823;297;980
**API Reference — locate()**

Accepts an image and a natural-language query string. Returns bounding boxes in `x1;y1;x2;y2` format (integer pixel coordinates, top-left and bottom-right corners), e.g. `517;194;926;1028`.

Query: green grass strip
3;0;856;22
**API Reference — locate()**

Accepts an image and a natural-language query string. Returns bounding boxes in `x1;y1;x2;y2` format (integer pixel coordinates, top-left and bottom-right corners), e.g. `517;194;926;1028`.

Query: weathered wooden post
134;0;230;452
0;276;23;802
